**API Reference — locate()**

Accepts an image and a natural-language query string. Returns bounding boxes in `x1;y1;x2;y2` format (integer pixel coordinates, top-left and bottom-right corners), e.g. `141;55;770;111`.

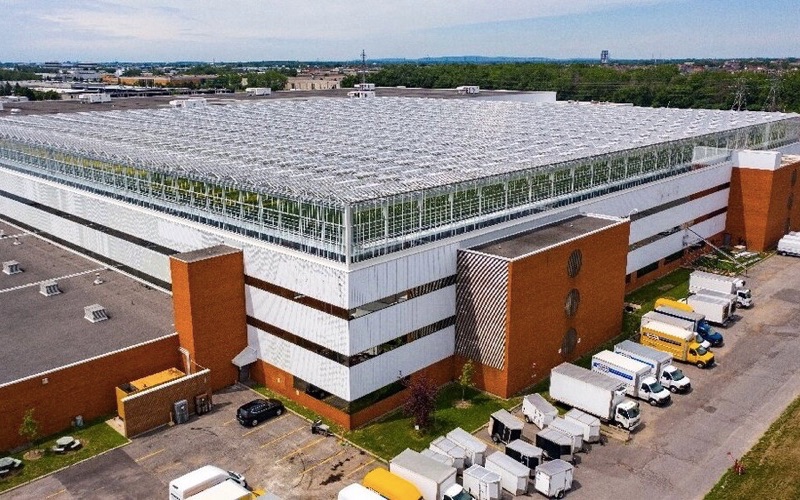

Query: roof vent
2;260;21;275
84;304;109;323
40;280;61;297
13;236;21;245
93;272;104;285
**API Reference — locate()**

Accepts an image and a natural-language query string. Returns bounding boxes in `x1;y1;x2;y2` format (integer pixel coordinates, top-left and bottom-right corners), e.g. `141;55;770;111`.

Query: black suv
237;398;284;427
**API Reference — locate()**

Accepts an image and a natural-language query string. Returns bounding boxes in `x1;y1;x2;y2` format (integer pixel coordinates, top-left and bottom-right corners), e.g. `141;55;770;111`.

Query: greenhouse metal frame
0;98;797;263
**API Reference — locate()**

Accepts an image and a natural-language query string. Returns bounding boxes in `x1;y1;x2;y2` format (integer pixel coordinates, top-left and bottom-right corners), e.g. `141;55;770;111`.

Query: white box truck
642;311;711;349
186;480;252;500
564;408;601;443
446;428;488;467
534;459;574;499
687;294;732;325
591;350;671;407
390;449;470;500
614;340;691;393
689;270;752;308
462;465;501;500
522;393;558;429
169;466;247;500
547;417;584;454
549;363;641;431
429;436;466;472
695;289;738;312
484;451;530;496
338;483;386;500
777;234;800;257
422;448;456;468
654;305;724;347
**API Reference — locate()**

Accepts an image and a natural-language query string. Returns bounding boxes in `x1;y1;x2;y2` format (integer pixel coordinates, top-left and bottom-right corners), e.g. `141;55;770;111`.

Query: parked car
236;398;284;427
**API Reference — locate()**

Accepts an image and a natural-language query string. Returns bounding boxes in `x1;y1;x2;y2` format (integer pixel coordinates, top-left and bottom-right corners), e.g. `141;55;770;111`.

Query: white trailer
462;465;501;500
535;427;574;463
591;350;671;406
522;393;558;429
547;417;584;454
687;294;732;325
169;466;247;500
446;428;488;467
505;439;543;471
338;483;385;500
534;459;574;499
689;270;752;308
429;436;466;472
186;480;251;500
245;87;271;96
613;340;691;394
549;363;641;431
422;448;456;468
484;452;530;496
390;449;468;500
778;235;800;257
564;409;601;444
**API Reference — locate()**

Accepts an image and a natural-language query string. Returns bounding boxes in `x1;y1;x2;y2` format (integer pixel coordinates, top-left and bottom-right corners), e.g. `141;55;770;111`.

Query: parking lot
4;385;380;499
5;256;800;500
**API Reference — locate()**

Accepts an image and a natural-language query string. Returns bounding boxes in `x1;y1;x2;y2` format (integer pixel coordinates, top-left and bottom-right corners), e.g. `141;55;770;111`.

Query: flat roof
171;245;241;264
1;95;796;204
0;221;175;385
471;215;620;259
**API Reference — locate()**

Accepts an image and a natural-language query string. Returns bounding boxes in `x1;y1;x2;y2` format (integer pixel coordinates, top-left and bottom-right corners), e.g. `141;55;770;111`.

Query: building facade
1;97;799;429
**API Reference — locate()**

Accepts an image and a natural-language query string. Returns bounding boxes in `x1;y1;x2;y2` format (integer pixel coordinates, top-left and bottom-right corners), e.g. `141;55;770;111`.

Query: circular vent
561;328;578;357
567;249;582;277
565;289;580;317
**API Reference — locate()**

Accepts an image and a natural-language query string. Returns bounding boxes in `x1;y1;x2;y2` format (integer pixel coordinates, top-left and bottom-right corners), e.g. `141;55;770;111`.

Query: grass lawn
345;384;520;461
705;395;800;500
0;419;128;493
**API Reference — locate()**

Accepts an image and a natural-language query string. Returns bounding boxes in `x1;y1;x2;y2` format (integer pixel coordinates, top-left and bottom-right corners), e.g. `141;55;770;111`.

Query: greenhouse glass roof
0;97;796;205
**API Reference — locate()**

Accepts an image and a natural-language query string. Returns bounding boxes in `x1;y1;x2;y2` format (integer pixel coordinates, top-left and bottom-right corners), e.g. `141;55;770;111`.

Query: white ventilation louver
84;304;109;323
2;260;21;275
40;280;61;297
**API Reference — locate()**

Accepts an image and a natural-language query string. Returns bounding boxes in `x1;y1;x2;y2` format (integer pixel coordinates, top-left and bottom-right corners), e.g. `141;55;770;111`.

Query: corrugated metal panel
629;188;730;243
455;250;509;370
250;325;351;400
349;327;455;400
349;286;456;355
626;213;727;274
245;285;350;354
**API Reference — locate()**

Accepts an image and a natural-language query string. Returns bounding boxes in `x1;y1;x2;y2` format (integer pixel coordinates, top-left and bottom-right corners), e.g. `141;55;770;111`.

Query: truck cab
444;484;471;500
638;376;671;406
660;365;691;393
695;320;724;347
736;288;753;308
615;400;641;430
687;342;715;368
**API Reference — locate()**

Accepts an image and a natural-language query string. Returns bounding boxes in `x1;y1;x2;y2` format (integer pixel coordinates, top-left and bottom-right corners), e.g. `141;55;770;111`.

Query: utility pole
731;77;747;111
360;49;367;85
764;70;781;112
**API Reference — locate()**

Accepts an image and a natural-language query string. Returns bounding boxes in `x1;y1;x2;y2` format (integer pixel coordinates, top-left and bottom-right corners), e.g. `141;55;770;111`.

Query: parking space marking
222;418;237;426
276;437;326;463
44;488;66;499
242;413;290;437
344;458;377;479
302;449;346;474
260;424;306;448
134;448;166;462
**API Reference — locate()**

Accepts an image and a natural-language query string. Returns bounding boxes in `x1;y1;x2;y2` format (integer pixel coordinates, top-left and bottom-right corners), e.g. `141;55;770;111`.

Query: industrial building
1;95;799;443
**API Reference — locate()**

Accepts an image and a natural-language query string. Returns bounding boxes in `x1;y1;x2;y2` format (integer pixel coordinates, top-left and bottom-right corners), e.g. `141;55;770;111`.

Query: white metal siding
349;327;455;400
349;286;456;355
626;213;727;274
249;324;351;400
245;285;350;354
629;189;729;244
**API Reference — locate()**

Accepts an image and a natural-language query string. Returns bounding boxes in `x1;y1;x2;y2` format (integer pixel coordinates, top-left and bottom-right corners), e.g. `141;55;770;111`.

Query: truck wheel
556;491;565;499
649;399;658;407
250;419;258;427
524;415;532;424
669;386;678;393
492;434;501;444
696;361;706;368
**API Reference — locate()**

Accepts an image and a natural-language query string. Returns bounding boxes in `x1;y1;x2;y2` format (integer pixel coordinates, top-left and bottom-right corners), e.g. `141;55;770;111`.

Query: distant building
286;75;344;91
600;50;610;64
456;86;480;95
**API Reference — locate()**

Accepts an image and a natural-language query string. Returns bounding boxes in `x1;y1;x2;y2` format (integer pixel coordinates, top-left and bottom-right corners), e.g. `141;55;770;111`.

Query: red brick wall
171;249;248;391
727;160;800;251
251;356;454;430
0;335;180;453
121;369;212;438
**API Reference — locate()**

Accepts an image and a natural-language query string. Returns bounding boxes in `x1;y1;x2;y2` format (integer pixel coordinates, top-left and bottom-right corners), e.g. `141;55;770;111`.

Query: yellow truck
362;468;423;500
640;320;715;368
654;297;693;312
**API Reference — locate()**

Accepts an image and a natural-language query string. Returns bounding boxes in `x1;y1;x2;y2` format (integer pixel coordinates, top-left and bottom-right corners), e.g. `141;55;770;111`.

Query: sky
2;0;799;63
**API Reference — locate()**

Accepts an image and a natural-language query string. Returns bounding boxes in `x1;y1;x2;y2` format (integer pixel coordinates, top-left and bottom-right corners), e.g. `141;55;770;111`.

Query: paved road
564;255;800;500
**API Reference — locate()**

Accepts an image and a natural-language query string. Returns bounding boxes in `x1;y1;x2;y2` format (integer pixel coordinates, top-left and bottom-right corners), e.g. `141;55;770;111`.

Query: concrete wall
121;369;212;438
0;335;180;453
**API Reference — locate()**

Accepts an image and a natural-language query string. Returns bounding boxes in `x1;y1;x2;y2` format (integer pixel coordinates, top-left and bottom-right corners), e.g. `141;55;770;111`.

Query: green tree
121;68;142;77
19;408;39;445
459;360;475;402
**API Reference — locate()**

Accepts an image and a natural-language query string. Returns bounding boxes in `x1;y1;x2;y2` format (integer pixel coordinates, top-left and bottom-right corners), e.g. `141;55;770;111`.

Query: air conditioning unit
40;280;61;297
2;260;21;275
84;304;109;323
173;400;189;424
